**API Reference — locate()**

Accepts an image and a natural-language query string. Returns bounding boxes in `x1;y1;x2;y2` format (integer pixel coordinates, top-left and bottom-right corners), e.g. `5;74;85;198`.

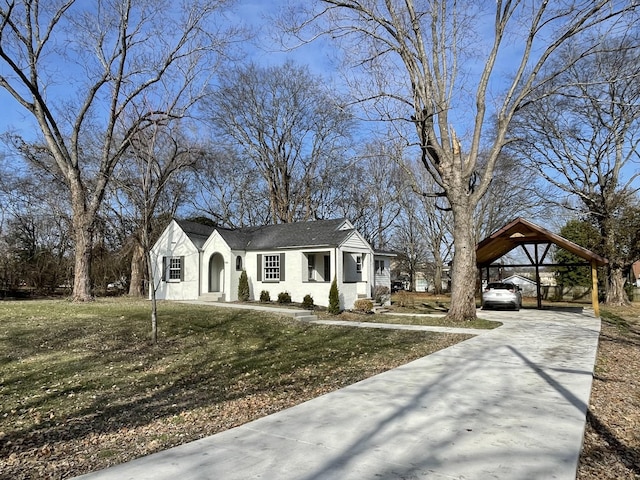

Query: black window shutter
162;257;167;282
280;253;285;281
180;256;185;281
257;254;262;281
324;255;330;281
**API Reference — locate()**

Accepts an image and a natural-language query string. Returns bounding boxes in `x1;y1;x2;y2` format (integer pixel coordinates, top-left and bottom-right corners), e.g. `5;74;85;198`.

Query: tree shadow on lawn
1;309;453;459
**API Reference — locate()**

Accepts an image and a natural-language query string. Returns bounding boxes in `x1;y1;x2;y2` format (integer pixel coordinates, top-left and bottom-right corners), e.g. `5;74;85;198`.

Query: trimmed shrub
238;270;250;301
353;299;373;313
302;294;314;310
260;290;271;303
277;291;291;304
328;277;340;314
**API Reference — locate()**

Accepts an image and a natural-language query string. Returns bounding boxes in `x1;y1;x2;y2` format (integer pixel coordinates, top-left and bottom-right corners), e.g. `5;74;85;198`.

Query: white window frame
168;257;182;282
264;254;280;281
356;255;362;273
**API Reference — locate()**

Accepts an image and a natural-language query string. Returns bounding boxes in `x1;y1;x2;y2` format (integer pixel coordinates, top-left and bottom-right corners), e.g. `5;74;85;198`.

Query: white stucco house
150;218;394;310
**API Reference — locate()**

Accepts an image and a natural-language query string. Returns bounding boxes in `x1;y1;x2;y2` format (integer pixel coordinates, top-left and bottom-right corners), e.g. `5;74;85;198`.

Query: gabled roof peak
476;217;608;267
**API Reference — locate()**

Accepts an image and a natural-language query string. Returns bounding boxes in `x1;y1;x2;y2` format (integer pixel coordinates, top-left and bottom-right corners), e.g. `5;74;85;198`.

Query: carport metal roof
476;218;608;315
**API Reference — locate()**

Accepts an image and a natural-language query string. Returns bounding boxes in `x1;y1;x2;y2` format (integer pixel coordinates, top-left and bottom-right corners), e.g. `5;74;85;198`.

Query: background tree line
0;0;638;315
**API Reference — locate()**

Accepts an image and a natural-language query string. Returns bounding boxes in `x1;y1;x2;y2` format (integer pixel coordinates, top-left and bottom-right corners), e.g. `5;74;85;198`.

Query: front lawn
0;298;471;479
325;310;501;330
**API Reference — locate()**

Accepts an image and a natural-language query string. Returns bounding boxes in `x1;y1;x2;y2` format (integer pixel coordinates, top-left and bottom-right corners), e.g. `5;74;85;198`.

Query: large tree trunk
446;205;478;321
433;249;444;295
605;264;630;306
129;241;146;296
601;218;631;306
433;262;443;295
71;213;94;302
408;267;415;292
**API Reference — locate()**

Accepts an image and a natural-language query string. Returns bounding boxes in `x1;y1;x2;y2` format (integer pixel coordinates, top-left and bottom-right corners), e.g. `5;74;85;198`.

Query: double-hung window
163;256;184;282
264;254;280;281
169;258;182;280
356;255;362;273
257;253;285;282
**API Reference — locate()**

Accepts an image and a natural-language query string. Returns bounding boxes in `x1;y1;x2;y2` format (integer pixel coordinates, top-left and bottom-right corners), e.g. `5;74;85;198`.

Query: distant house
150;218;394;309
631;260;640;287
502;274;537;297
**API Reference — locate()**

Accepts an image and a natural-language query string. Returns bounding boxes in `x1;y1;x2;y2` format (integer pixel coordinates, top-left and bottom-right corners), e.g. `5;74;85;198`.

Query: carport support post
535;243;542;309
591;260;600;317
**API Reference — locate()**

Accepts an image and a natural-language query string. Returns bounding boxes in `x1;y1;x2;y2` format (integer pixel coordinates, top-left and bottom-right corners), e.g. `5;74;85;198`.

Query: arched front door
209;253;225;293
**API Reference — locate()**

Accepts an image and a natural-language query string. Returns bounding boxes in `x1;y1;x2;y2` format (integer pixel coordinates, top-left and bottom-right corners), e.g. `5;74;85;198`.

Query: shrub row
257;290;314;309
238;271;345;314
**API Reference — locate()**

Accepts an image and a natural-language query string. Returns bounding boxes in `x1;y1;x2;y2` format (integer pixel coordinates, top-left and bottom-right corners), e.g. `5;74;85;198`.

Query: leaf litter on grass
0;299;470;479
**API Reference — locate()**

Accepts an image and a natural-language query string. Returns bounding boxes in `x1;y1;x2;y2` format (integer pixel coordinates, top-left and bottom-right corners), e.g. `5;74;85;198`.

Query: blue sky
0;0;525;145
231;0;340;82
1;0;638;197
0;0;337;140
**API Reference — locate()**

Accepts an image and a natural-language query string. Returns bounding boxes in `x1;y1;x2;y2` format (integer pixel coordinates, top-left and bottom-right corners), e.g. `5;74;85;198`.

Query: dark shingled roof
176;218;355;251
175;219;215;249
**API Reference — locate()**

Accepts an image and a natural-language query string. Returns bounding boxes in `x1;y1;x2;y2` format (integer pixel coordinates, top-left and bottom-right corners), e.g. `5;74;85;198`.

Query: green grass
0;298;471;478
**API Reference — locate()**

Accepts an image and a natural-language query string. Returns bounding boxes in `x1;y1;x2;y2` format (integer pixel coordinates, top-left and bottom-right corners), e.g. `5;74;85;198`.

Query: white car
482;282;522;311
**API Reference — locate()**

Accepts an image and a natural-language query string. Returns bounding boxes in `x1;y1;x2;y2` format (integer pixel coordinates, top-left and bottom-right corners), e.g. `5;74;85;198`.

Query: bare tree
341;139;406;249
0;171;72;293
202;61;355;224
397;161;453;294
0;0;238;301
190;145;272;228
121;121;203;342
110;119;201;301
285;0;638;320
391;205;431;292
510;35;640;305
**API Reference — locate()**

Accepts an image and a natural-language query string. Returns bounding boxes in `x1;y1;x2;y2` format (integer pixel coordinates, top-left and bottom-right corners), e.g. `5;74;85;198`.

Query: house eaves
276;244;333;249
177;217;355;252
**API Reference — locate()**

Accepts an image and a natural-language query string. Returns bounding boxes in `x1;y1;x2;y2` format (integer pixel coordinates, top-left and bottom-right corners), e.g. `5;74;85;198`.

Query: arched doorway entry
209;253;225;293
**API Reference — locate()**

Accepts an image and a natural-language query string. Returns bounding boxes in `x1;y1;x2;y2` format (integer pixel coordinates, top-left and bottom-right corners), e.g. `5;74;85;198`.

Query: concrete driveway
76;307;600;480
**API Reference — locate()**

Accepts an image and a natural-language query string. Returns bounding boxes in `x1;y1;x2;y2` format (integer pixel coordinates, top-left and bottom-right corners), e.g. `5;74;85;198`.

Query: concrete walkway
77;307;600;480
